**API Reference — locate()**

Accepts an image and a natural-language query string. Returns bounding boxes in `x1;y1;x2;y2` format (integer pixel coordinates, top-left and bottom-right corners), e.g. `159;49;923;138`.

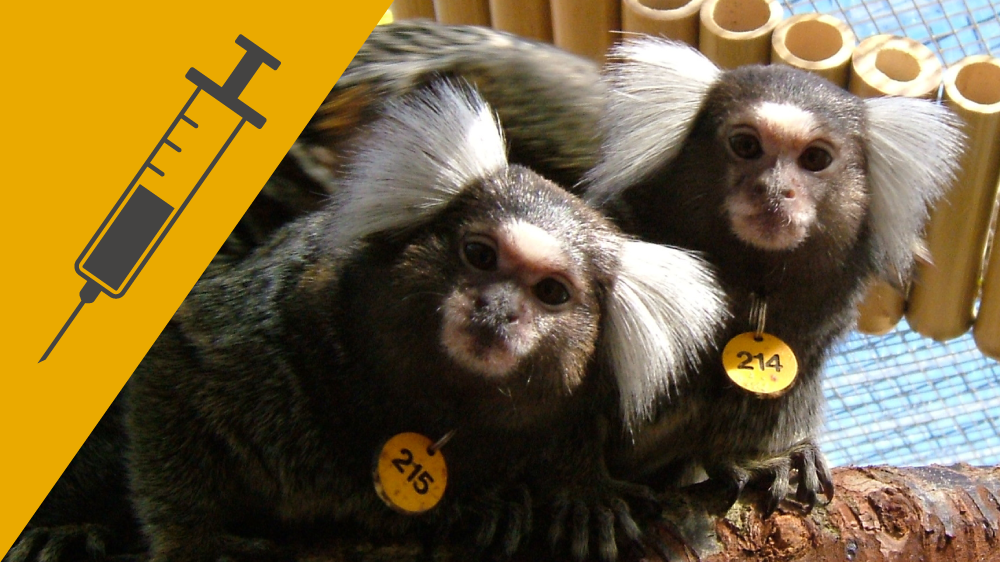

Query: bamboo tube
434;0;490;25
621;0;703;48
848;35;943;335
551;0;621;63
771;14;854;87
490;0;552;42
977;196;1000;360
855;280;908;335
391;0;436;20
909;56;1000;342
698;0;782;69
848;35;942;98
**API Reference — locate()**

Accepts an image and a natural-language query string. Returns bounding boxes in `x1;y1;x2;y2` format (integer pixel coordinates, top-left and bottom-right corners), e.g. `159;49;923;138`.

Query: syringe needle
39;281;103;363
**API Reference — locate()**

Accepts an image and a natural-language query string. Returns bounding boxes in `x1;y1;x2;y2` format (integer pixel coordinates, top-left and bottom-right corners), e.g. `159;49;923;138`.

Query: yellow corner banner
1;1;393;552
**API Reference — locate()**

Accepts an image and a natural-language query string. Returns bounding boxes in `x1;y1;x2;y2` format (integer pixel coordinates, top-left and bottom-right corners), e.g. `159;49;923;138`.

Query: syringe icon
40;35;280;362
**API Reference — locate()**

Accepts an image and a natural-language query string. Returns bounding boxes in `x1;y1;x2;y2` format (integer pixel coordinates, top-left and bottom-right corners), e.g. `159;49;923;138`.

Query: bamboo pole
433;0;490;25
698;0;783;68
490;0;552;42
770;13;854;87
621;0;703;48
848;35;943;335
908;56;1000;342
551;0;622;63
976;193;1000;360
390;0;436;20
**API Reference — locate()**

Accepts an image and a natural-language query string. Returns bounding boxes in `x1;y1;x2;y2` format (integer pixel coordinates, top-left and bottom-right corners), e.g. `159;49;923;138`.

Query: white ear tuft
584;38;720;206
864;97;965;280
605;241;727;431
332;82;508;244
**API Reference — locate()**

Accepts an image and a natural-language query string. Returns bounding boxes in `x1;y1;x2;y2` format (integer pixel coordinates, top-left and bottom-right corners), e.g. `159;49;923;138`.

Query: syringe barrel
76;185;174;297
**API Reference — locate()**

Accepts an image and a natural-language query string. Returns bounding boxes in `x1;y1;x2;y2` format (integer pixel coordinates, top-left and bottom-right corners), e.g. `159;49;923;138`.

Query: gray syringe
40;34;280;362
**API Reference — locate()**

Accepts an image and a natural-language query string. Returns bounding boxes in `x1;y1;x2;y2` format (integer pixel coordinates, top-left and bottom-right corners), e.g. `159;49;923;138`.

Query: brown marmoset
583;38;964;513
230;22;965;517
8;82;725;562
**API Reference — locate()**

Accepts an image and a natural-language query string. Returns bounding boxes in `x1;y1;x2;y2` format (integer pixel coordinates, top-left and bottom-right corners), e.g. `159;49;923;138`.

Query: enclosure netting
779;0;1000;467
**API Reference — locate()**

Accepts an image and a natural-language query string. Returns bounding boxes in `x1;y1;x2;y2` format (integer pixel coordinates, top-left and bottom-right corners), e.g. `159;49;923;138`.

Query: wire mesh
784;0;999;64
778;0;1000;467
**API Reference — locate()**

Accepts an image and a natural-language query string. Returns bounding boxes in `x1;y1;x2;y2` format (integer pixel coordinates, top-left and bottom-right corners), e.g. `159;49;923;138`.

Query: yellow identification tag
722;332;798;397
374;432;448;514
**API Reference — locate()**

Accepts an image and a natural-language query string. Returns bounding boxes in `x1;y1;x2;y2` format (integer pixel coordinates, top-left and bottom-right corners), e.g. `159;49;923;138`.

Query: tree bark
298;464;1000;561
656;464;1000;561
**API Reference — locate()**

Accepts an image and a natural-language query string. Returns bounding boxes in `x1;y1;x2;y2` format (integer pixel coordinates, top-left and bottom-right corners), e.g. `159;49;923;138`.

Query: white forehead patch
754;102;819;142
499;220;570;273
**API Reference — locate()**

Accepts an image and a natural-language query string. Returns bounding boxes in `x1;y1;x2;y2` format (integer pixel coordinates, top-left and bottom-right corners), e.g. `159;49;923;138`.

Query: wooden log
490;0;552;42
770;13;854;87
909;55;1000;342
551;0;622;63
848;35;943;336
698;0;783;69
291;465;1000;561
621;0;703;48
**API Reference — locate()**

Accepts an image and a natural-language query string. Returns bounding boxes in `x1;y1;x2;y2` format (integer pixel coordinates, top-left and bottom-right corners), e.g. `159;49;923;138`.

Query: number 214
737;351;783;372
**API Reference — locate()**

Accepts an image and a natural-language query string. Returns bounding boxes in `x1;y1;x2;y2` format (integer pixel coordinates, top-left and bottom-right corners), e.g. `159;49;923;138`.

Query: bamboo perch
909;55;1000;342
433;0;490;26
978;195;1000;360
390;0;436;20
490;0;552;42
848;35;943;335
698;0;783;68
931;57;1000;357
621;0;703;48
551;0;622;62
770;14;854;87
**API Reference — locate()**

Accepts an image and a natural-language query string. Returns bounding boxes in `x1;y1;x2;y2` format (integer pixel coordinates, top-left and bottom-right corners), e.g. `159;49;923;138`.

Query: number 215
390;448;435;494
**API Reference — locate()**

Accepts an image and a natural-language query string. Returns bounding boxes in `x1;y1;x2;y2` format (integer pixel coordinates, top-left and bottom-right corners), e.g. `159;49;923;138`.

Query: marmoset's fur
213;20;605;270
9;82;725;562
583;38;964;512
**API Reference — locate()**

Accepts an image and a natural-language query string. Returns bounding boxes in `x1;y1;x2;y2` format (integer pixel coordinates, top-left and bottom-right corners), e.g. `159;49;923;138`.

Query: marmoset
583;38;964;513
8;82;725;562
212;20;964;523
236;22;965;518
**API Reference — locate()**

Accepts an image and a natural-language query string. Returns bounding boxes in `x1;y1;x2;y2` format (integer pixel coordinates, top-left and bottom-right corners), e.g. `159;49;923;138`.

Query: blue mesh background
779;0;1000;467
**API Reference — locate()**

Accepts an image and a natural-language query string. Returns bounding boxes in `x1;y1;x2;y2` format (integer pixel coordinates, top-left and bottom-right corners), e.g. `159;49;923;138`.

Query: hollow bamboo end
621;0;704;46
771;13;855;87
698;0;782;68
944;55;1000;114
849;34;942;99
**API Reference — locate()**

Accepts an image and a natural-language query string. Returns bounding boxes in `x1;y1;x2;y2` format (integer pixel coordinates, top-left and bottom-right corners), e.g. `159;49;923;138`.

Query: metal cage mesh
779;0;1000;467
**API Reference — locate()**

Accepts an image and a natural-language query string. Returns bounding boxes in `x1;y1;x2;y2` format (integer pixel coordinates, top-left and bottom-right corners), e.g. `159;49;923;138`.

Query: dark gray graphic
40;35;280;362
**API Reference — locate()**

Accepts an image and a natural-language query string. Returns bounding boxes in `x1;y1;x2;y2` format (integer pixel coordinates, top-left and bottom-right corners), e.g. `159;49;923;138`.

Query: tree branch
297;465;1000;561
